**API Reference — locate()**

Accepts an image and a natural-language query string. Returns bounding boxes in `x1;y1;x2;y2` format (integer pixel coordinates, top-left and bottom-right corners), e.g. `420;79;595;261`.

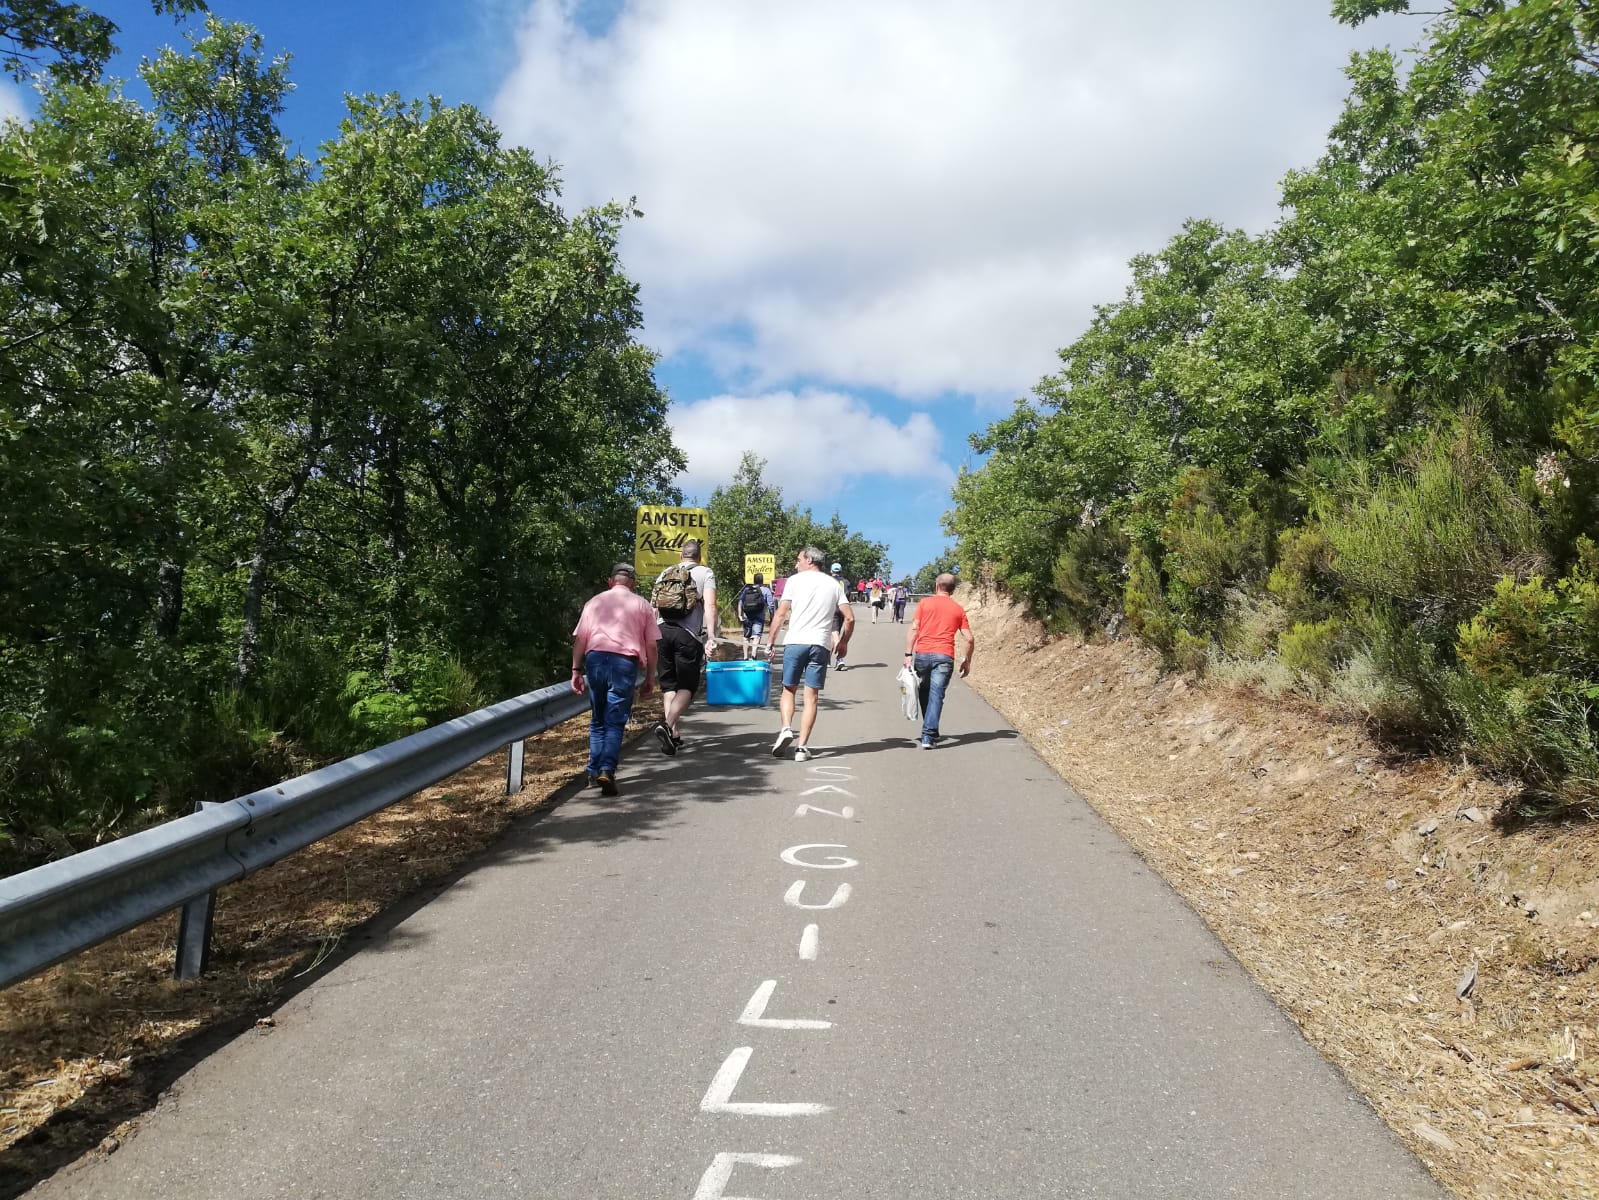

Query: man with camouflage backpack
651;539;717;755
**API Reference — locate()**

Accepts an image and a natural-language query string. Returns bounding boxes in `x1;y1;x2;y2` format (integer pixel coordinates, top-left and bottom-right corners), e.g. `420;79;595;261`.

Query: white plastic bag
897;664;922;721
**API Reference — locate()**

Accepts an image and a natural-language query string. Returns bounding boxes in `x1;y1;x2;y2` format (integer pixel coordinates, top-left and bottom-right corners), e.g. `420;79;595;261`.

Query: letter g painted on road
780;844;858;870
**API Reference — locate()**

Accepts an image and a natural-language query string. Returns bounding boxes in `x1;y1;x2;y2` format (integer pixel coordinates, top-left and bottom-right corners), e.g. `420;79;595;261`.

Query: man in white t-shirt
762;545;854;762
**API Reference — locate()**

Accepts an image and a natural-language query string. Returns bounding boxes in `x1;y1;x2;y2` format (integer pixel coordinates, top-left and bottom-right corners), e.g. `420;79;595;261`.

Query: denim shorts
781;642;830;690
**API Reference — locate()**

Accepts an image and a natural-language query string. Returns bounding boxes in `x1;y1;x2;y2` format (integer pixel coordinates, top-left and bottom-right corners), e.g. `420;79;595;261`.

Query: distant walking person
765;547;853;762
892;581;909;623
830;562;850;670
903;573;975;750
652;539;717;755
868;578;885;623
737;572;774;659
571;563;658;795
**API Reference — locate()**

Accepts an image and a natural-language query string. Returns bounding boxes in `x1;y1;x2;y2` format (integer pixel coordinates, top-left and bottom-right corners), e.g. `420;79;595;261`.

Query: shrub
1267;524;1336;623
1216;589;1289;660
1314;420;1546;620
1123;545;1176;651
1161;469;1268;628
1279;618;1343;684
1173;628;1210;675
1048;520;1129;631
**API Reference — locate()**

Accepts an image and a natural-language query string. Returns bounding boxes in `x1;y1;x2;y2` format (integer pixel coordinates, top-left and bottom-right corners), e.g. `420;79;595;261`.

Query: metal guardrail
0;680;588;991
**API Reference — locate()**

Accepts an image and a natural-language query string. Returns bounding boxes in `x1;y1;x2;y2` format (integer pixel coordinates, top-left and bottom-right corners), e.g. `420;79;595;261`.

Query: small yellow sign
744;553;776;584
634;506;710;577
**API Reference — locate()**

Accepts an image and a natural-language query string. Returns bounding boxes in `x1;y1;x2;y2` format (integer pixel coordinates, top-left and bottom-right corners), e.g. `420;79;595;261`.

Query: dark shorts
657;623;704;695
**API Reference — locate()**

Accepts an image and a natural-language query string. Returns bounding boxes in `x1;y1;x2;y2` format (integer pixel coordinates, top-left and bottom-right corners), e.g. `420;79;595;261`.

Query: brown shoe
597;772;618;796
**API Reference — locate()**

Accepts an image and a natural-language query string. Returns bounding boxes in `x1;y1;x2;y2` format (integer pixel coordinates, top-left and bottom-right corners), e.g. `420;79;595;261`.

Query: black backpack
740;585;765;617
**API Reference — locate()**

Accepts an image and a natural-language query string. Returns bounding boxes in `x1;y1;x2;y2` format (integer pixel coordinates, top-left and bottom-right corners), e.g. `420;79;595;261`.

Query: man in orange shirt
902;573;975;750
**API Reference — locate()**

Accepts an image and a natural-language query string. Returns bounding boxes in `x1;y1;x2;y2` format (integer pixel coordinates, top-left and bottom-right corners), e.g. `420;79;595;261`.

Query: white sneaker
772;727;795;757
794;745;813;762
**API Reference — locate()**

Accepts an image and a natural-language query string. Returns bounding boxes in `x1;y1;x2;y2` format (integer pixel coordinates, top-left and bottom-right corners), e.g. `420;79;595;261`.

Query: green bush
1279;618;1343;684
1267;524;1336;623
1123;545;1175;651
1161;469;1268;628
1314;421;1546;619
1048;520;1129;631
1173;628;1210;675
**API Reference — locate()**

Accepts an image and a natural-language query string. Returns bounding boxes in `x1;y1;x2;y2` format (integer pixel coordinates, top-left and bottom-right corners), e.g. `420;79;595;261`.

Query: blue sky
25;1;1417;579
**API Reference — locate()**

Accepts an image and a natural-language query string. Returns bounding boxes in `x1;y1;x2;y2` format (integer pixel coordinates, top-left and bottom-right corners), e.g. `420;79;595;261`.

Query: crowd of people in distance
568;546;972;791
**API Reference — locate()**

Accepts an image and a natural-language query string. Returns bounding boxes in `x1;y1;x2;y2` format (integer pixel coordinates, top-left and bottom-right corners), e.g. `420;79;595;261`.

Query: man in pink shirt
571;562;658;795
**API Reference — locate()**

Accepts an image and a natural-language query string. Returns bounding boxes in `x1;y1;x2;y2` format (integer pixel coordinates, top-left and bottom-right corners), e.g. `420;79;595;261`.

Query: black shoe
654;722;677;756
597;772;618;796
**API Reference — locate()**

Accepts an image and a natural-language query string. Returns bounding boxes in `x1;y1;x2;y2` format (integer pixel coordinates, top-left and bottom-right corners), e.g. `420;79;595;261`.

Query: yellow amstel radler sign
634;506;710;577
744;554;776;583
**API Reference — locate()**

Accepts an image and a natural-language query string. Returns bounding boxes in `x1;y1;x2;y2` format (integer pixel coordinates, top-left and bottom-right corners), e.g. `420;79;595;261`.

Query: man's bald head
935;573;958;594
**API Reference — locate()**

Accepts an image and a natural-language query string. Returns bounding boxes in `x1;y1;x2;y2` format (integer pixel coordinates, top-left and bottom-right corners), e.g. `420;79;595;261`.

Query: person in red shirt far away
902;573;975;750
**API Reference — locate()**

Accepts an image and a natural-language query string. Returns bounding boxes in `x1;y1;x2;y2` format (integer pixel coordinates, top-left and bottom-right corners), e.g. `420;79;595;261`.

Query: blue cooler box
704;660;772;707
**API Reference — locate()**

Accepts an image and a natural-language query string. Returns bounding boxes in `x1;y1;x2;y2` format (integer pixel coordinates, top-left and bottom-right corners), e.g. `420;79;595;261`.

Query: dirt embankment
960;586;1599;1200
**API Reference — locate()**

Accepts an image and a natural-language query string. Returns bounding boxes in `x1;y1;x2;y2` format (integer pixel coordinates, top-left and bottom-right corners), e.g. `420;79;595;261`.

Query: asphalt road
32;615;1445;1199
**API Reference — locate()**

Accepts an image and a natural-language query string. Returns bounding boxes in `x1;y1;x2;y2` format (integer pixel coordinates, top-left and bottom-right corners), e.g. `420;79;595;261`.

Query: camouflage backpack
652;563;699;621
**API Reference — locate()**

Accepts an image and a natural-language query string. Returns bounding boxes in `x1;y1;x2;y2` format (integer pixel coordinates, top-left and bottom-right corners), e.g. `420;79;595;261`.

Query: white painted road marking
798;784;856;797
699;1047;832;1116
780;844;858;869
798;924;819;961
804;765;854;780
783;880;852;910
691;1152;802;1200
794;803;855;819
737;980;831;1030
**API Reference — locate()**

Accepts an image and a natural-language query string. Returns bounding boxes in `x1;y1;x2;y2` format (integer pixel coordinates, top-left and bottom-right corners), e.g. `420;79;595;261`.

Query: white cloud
0;81;27;126
492;0;1411;398
669;389;951;498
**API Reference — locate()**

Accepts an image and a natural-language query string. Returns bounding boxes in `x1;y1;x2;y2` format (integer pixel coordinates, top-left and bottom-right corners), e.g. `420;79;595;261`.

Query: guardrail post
174;801;220;981
506;739;525;795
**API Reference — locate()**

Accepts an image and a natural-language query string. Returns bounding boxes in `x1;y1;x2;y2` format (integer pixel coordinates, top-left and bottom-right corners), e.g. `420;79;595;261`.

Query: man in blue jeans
902;573;975;749
571;563;659;794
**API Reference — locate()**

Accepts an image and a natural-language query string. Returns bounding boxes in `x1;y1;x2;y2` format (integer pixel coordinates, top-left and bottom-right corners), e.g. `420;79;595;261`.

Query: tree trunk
378;426;408;686
154;559;185;640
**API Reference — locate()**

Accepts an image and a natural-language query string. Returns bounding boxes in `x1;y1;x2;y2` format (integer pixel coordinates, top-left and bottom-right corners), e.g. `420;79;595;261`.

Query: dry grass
962;587;1599;1200
0;697;661;1198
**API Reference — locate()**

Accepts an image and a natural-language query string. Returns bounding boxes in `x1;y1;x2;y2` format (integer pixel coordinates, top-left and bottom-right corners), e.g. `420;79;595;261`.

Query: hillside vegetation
949;0;1599;816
